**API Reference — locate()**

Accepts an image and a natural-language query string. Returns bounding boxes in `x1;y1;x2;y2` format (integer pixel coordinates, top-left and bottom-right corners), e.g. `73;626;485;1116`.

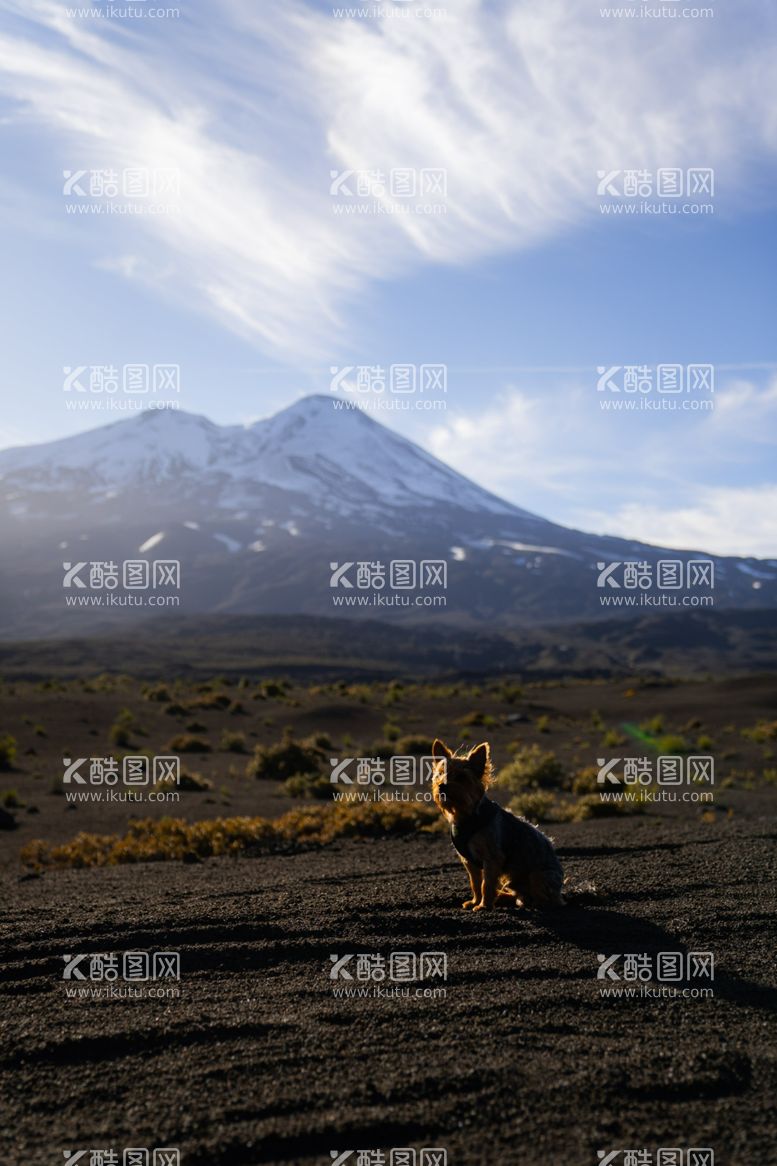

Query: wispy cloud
1;0;776;357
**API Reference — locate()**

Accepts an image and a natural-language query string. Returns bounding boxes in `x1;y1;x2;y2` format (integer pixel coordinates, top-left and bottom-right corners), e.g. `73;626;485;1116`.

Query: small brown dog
432;739;565;911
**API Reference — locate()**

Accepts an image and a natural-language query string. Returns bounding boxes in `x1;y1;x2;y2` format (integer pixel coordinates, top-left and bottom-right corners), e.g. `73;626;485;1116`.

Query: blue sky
1;0;776;555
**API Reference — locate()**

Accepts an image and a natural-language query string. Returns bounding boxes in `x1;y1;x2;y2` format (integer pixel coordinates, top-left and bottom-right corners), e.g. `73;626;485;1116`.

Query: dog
431;739;565;911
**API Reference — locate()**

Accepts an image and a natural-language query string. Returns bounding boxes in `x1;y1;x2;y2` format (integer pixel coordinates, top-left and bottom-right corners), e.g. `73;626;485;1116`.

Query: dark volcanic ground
3;808;777;1166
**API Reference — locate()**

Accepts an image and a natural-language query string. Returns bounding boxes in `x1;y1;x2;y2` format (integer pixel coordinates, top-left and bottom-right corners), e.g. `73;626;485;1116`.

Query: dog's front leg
460;859;480;909
473;862;500;911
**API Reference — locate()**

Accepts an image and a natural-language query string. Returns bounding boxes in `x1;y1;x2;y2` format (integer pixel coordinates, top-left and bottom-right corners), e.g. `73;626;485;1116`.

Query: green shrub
220;731;247;754
109;708;138;748
190;692;231;710
497;746;564;792
247;735;326;781
0;735;18;770
21;801;441;868
741;720;777;744
143;684;172;703
570;766;600;795
562;793;645;821
256;679;290;700
508;791;557;821
394;735;435;756
656;734;690;755
178;772;212;791
166;735;212;754
457;704;487;722
282;773;333;800
601;728;626;748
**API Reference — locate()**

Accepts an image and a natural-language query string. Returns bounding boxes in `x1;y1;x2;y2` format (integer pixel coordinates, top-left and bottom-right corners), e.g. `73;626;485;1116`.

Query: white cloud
0;0;776;357
580;487;777;559
422;376;777;557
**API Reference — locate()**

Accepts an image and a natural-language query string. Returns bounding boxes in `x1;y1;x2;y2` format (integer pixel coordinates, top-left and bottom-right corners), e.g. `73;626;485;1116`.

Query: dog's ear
432;738;453;761
467;742;490;781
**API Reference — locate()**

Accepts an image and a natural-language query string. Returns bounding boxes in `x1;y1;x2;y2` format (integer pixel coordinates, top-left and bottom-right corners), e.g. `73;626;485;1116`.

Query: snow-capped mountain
0;395;775;639
0;396;517;519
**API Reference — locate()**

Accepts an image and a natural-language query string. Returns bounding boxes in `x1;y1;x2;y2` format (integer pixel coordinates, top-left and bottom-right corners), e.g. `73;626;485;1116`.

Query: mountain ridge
0;394;775;639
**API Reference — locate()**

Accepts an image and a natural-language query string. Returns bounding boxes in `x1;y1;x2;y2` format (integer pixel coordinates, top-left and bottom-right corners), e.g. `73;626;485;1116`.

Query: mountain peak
249;393;376;435
0;394;519;518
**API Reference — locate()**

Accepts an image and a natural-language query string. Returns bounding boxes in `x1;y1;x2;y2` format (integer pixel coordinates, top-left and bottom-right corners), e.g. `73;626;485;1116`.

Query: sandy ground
3;806;777;1166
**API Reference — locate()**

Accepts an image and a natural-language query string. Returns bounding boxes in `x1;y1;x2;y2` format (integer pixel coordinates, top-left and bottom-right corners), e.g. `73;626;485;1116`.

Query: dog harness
450;796;500;864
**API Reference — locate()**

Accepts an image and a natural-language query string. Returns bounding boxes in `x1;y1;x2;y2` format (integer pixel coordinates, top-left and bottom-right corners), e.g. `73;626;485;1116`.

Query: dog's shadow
537;898;777;1014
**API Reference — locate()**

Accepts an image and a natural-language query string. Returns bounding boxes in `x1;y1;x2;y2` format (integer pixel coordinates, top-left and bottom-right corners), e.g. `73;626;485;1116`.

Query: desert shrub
164;703;188;716
156;770;212;792
382;721;401;741
254;679;291;701
570;766;600;795
228;700;247;716
426;684;458;701
741;720;777;743
185;721;208;734
166;735;212;754
34;725;47;738
178;772;213;791
383;682;404;706
656;734;690;755
220;731;247;754
508;791;557;821
535;715;551;733
143;684;172;703
306;733;333;750
561;793;646;821
640;715;664;735
282;773;333;800
497;681;524;704
497;746;564;793
247;735;326;781
1;788;23;808
365;735;433;760
696;735;714;751
460;710;484;726
109;708;138;748
367;740;398;760
459;710;497;728
190;692;231;710
0;735;18;770
394;735;435;756
601;728;626;748
20;801;441;868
